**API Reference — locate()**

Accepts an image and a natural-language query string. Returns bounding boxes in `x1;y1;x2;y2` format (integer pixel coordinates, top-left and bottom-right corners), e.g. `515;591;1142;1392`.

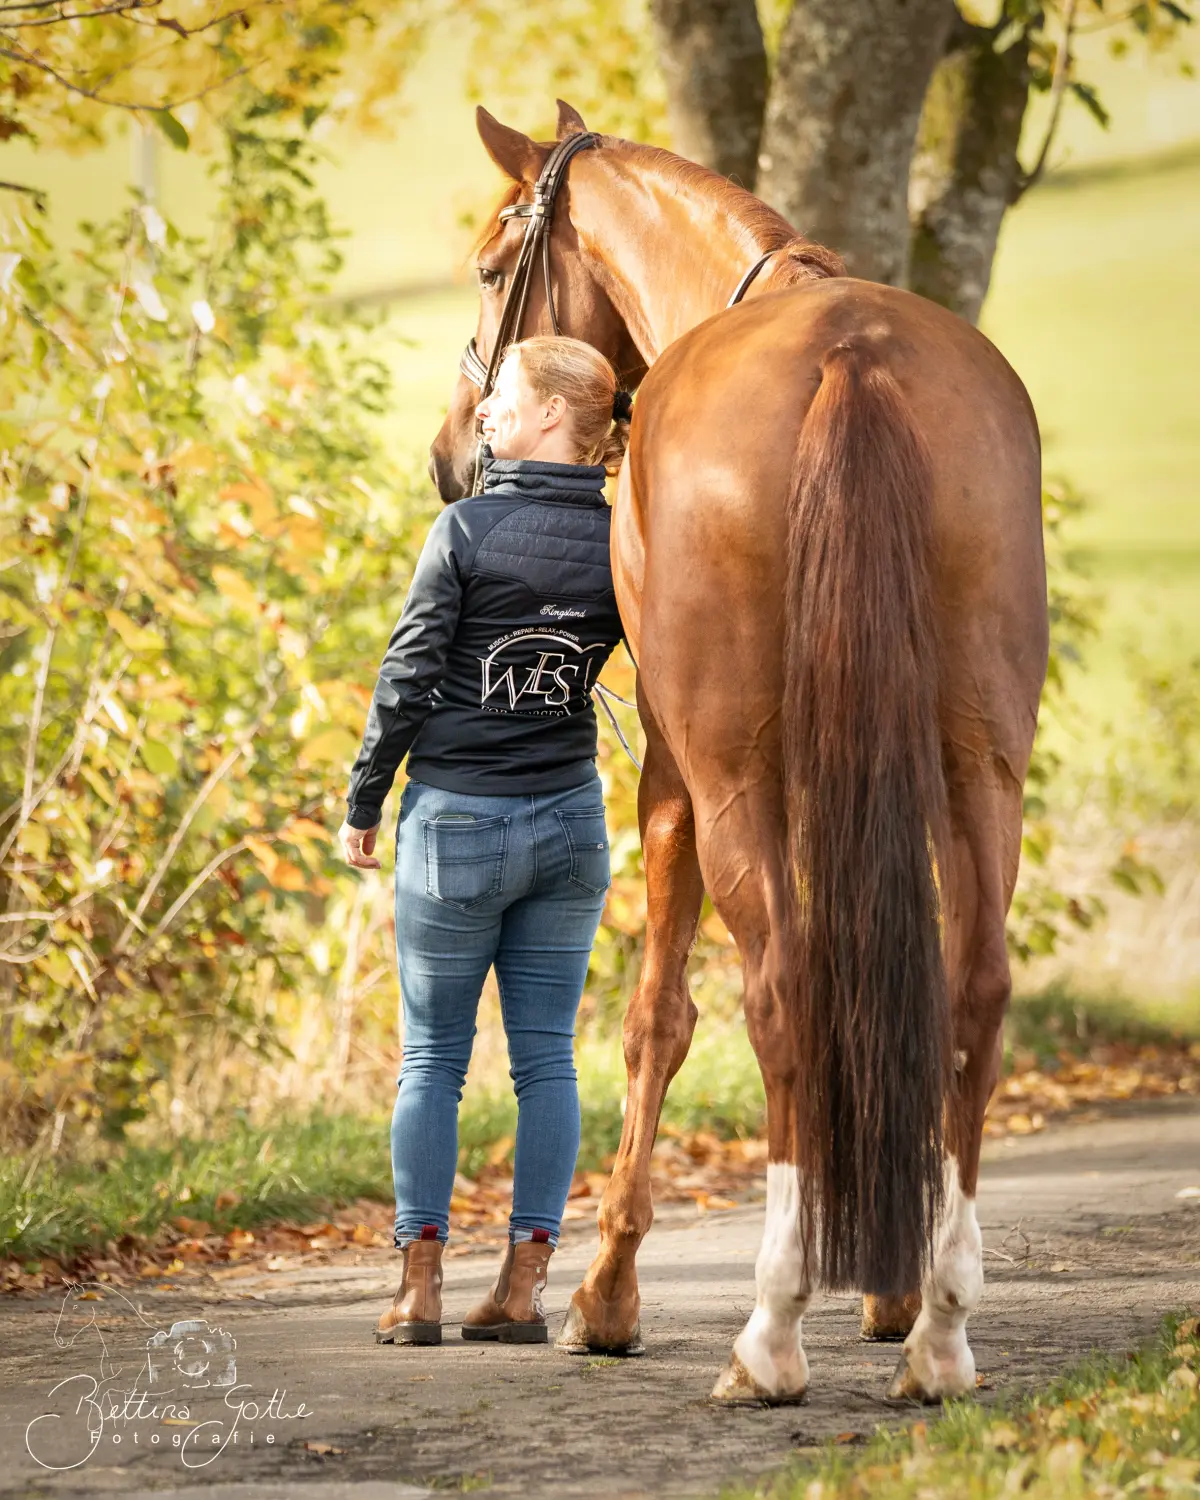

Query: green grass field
982;146;1200;770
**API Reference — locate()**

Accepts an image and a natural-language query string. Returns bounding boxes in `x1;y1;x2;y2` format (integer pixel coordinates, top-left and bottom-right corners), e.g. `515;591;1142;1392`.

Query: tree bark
908;21;1034;324
757;0;955;286
647;0;767;187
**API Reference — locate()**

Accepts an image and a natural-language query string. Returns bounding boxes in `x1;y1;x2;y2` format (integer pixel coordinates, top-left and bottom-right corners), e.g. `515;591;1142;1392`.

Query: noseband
459;130;600;494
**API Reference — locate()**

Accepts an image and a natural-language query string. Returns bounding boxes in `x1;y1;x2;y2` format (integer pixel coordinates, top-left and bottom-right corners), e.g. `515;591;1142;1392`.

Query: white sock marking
729;1162;812;1396
903;1155;983;1398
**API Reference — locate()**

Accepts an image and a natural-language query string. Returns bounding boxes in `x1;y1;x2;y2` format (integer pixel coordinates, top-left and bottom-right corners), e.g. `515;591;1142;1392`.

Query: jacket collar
481;449;607;507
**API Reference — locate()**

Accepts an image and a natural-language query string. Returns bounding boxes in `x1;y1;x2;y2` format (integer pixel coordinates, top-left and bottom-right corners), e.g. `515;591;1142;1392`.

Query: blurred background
1;0;1197;1278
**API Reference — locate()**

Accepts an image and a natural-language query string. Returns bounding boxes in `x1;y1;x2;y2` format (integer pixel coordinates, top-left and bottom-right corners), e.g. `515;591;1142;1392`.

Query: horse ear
476;106;547;185
556;100;588;139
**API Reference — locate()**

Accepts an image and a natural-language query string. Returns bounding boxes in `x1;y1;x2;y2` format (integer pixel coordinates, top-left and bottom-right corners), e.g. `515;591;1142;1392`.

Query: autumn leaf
210;566;259;611
286;817;332;841
105;608;166;653
140;739;178;778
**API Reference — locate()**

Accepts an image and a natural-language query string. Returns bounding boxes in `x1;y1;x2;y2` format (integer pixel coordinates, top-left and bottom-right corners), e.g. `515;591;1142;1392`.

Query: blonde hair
510;336;630;475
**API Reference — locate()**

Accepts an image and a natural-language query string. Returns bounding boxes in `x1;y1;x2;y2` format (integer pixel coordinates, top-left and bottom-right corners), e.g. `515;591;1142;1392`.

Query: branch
0;644;132;858
127;837;250;962
0;41;250;113
111;739;246;958
0;934;54;963
0;0;135;9
0;179;46;209
1014;0;1080;200
2;1;155;26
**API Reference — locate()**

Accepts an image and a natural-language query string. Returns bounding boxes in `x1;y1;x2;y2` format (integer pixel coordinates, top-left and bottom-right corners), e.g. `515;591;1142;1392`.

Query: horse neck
570;145;794;363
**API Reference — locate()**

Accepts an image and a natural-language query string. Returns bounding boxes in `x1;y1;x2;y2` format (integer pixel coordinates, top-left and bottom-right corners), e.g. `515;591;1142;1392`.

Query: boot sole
461;1323;548;1344
376;1322;442;1346
496;1322;549;1344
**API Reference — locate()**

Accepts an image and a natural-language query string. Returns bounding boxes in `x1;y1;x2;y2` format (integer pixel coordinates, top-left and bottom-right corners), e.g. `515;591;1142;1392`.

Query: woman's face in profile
475;354;563;461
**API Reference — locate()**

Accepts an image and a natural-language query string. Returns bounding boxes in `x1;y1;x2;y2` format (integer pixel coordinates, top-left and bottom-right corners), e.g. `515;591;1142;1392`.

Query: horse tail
783;339;950;1295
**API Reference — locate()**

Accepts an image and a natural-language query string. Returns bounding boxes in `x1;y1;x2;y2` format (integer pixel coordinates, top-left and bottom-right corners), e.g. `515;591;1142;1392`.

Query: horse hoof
886;1349;977;1405
710;1353;808;1407
555;1298;645;1357
861;1292;922;1343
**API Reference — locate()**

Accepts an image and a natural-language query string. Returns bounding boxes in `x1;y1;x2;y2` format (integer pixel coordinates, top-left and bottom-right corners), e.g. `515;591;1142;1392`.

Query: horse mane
606;139;847;283
469;137;846;282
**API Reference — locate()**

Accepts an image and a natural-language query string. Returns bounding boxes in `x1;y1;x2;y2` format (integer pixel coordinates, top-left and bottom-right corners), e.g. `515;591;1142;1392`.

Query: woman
339;336;631;1348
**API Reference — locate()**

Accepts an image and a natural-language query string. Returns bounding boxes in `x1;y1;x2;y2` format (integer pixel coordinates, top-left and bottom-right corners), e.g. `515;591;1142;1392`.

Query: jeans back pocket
422;814;510;910
557;809;611;896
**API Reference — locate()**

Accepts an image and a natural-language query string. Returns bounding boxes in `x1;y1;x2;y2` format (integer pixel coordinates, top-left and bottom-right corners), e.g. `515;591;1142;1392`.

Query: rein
459;130;600;496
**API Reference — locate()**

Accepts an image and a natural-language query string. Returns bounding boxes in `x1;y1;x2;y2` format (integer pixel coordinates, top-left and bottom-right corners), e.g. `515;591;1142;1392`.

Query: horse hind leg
557;704;703;1354
709;830;812;1405
711;1085;812;1404
888;772;1021;1402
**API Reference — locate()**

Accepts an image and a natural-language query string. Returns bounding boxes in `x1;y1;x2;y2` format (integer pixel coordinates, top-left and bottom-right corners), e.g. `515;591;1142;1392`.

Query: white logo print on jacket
479;628;606;712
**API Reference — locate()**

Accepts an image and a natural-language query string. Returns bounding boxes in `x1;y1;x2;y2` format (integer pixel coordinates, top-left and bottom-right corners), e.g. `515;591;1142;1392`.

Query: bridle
459;129;600;495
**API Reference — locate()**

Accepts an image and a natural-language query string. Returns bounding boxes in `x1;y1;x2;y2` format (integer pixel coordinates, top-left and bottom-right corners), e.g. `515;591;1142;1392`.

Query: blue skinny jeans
390;775;610;1247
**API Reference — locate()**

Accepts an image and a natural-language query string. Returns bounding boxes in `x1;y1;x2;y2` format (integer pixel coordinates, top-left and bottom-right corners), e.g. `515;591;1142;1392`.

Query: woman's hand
339;820;382;871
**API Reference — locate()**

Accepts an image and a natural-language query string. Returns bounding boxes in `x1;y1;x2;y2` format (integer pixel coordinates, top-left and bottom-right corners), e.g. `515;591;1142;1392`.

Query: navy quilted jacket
344;454;623;829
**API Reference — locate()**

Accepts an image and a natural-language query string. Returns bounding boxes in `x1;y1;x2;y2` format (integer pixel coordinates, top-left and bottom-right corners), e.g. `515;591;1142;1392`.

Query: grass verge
731;1312;1200;1500
1005;981;1200;1066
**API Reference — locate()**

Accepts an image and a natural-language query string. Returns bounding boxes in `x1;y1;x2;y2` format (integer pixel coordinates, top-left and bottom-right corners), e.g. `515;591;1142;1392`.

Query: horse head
428;100;646;501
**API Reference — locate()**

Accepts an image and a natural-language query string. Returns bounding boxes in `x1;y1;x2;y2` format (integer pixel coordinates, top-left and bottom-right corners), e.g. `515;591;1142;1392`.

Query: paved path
2;1101;1197;1500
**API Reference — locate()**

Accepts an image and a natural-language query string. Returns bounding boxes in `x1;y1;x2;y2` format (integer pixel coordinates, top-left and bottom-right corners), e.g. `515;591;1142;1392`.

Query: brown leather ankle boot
375;1236;443;1346
461;1241;515;1341
462;1238;553;1344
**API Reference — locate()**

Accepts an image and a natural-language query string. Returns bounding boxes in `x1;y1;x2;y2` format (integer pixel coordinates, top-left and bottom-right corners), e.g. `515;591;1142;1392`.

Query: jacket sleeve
344;508;466;829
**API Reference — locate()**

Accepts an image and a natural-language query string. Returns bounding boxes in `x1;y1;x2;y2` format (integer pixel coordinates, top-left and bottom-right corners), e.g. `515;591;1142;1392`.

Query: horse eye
478;267;502;291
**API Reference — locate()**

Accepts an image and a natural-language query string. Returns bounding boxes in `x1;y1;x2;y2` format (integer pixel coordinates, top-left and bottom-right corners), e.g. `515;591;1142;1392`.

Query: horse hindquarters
783;341;951;1298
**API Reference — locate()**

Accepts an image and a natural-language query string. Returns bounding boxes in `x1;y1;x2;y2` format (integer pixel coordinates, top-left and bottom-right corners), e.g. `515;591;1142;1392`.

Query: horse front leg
557;716;702;1354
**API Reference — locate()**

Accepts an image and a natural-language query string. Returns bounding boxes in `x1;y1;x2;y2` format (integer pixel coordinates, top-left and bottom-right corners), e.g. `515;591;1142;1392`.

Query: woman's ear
476;107;548;185
541;394;568;430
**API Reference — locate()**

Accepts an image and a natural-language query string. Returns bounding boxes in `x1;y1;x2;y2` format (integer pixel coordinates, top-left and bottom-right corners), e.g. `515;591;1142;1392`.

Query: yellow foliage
105;608;166;653
298;727;360;769
210;566;259;611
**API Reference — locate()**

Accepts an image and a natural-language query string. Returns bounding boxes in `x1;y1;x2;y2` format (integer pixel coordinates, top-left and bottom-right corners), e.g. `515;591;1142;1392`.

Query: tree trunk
908;22;1034;324
647;0;767;187
757;0;955;285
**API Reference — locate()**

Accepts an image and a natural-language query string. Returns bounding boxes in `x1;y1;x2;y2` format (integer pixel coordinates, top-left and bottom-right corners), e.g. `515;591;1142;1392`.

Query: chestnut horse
430;102;1048;1405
